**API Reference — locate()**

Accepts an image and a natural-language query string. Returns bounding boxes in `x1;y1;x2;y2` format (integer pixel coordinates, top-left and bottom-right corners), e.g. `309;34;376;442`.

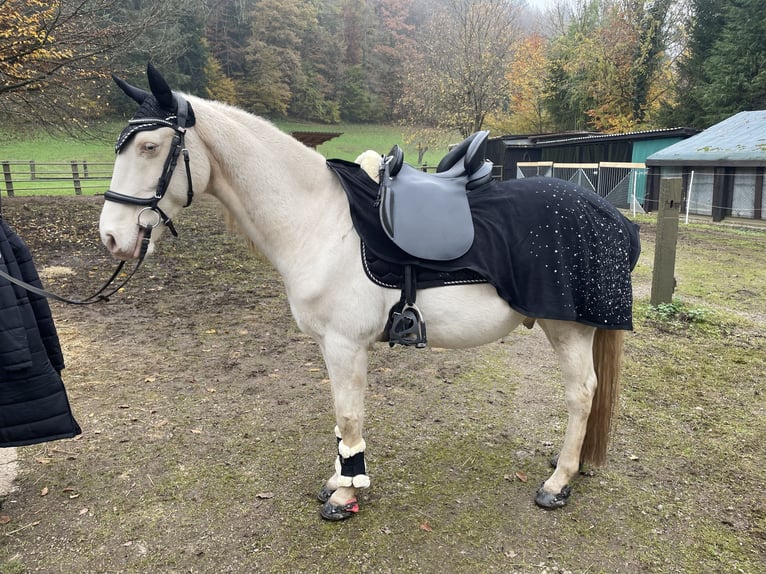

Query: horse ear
112;74;149;104
146;62;175;111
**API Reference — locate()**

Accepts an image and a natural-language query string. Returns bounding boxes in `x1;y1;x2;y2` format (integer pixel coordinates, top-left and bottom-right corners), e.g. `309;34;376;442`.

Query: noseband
103;94;195;237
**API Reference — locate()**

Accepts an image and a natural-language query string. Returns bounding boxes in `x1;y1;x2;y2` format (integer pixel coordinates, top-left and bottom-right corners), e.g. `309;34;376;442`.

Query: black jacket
0;217;81;446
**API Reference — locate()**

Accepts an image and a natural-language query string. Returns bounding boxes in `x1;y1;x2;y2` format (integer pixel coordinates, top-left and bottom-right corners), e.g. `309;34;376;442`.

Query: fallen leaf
191;429;202;434
0;515;11;525
40;487;49;497
34;457;51;465
419;522;433;532
515;471;528;483
256;492;275;500
79;508;89;515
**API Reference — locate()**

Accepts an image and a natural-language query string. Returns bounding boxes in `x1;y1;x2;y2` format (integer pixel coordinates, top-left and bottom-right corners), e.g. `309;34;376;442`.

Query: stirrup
389;302;427;348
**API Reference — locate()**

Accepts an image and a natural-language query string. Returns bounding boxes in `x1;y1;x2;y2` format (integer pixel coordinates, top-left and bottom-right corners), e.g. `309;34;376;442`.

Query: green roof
646;111;766;166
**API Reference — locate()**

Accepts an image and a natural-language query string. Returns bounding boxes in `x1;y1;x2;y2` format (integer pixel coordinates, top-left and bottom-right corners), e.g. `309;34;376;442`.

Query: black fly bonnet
104;62;196;236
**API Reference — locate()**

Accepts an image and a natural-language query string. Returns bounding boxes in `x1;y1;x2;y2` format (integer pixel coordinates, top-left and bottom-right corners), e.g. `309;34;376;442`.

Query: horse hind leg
535;320;601;509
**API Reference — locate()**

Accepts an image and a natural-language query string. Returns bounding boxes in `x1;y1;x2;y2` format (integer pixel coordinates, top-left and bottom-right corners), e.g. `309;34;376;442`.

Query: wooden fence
0;160;112;197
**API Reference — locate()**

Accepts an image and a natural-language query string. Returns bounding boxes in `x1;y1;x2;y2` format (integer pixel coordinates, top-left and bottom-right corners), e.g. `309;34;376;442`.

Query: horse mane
184;96;325;258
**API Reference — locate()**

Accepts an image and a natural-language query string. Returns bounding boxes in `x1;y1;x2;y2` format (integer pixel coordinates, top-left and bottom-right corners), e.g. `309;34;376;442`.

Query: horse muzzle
102;226;154;261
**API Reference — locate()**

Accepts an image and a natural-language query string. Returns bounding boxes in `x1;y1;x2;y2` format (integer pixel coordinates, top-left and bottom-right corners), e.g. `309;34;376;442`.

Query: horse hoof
317;486;335;503
535;484;572;509
319;499;359;521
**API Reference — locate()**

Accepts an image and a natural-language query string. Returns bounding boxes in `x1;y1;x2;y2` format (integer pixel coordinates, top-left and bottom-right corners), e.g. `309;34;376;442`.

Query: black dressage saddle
378;130;493;261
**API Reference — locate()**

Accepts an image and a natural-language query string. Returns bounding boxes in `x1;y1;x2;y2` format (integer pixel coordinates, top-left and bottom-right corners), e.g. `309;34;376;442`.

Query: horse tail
580;328;625;466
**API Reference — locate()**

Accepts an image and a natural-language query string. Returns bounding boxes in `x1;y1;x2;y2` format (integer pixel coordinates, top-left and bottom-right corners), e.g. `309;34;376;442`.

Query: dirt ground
0;195;764;573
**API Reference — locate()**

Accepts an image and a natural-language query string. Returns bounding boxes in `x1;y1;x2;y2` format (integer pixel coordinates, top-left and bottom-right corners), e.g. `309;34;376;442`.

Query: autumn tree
0;0;163;128
399;0;520;137
237;0;317;116
369;0;417;120
545;0;674;132
291;0;343;122
486;33;554;134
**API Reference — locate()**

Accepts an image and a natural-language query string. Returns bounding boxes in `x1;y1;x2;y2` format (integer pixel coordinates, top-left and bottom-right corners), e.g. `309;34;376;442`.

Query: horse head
100;63;210;260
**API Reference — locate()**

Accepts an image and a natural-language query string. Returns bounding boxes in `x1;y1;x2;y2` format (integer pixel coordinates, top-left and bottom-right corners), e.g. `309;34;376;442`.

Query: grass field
0;120;458;197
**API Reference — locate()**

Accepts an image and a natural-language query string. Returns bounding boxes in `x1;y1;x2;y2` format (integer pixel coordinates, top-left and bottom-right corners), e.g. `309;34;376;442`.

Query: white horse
100;65;629;520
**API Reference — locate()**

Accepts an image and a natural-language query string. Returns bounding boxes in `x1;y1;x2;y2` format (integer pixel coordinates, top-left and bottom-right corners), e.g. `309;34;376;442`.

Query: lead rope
0;222;154;305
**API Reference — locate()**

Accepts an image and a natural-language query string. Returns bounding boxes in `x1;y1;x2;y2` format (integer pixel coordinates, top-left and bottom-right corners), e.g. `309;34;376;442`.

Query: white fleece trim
338;439;366;459
352;474;371;488
334;425;342;439
335;473;370;489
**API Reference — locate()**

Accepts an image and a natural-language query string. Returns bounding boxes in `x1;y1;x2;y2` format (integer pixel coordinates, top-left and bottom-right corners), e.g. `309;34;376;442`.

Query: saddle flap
380;163;474;261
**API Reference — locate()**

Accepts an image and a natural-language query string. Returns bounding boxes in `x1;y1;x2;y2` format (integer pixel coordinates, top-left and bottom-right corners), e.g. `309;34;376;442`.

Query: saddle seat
379;130;493;261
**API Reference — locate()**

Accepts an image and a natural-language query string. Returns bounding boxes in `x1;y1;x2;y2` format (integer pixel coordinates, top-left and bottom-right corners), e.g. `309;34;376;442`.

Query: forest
1;0;766;138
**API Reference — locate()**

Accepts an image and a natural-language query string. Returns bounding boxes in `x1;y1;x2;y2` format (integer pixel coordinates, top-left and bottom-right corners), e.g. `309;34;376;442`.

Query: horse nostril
104;233;118;253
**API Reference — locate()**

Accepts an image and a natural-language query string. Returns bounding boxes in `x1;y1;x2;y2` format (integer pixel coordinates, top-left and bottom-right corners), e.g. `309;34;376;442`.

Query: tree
239;0;316;116
291;0;343;122
370;0;418;120
399;0;520;137
0;0;163;128
545;0;674;132
545;0;601;130
486;33;554;134
204;0;255;81
695;0;766;126
661;0;723;127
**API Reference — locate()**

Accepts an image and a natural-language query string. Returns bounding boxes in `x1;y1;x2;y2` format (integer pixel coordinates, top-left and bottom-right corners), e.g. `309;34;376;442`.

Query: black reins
0;226;153;305
0;94;194;305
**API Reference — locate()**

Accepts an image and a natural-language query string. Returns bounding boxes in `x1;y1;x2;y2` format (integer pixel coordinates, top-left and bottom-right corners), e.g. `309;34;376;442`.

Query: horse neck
192;100;349;276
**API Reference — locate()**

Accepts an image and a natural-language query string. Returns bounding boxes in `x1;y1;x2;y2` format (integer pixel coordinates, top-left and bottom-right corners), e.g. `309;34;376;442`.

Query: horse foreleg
317;334;370;520
535;320;597;509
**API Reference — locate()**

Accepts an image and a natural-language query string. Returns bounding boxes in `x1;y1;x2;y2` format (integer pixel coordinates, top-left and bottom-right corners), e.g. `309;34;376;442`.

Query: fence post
685;170;694;224
2;161;14;197
82;160;89;179
70;161;82;195
650;177;682;306
29;160;36;180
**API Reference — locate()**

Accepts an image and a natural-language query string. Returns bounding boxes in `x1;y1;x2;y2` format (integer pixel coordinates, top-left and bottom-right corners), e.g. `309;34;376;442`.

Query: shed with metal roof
645;111;766;220
487;127;698;209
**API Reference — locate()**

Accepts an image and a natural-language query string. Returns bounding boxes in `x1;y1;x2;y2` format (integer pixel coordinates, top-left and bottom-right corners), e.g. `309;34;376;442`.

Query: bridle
0;95;194;305
103;94;195;237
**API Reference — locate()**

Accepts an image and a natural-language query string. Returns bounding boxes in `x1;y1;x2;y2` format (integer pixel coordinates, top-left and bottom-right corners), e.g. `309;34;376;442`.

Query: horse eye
143;143;158;153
